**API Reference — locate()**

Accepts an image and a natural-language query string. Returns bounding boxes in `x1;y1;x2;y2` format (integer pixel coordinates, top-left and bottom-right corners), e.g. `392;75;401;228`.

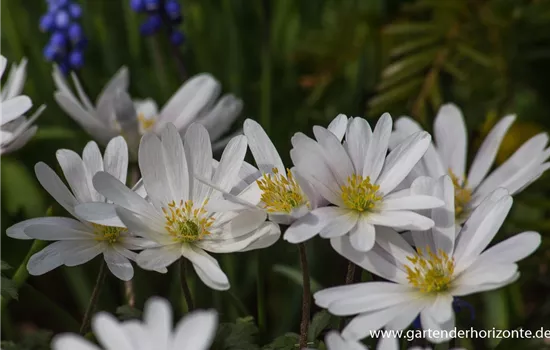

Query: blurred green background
2;0;550;349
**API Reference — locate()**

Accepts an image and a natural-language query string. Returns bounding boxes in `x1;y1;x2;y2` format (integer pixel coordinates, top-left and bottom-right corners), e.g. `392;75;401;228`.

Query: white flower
1;55;45;154
314;176;541;343
392;103;550;222
83;123;280;290
53;66;242;154
284;114;444;252
6;136;149;280
52;297;217;350
209;115;348;226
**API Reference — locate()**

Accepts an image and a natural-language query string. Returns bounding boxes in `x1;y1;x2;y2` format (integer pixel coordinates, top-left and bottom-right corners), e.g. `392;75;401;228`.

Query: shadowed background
1;0;550;349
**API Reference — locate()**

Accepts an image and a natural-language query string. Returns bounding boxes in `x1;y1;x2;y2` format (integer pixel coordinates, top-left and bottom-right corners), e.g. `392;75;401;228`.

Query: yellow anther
340;174;382;212
92;224;127;244
449;169;473;221
164;200;213;243
405;246;455;293
137;113;156;132
257;168;309;213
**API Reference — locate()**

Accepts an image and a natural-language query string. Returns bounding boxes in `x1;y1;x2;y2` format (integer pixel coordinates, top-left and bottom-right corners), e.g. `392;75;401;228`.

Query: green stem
255;251;266;336
79;260;108;334
227;290;249;317
0;240;47;312
259;0;272;133
124;164;140;308
298;243;311;349
179;259;195;311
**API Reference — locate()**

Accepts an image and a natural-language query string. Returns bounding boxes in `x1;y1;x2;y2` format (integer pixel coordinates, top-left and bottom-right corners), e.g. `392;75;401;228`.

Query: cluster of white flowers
4;61;549;349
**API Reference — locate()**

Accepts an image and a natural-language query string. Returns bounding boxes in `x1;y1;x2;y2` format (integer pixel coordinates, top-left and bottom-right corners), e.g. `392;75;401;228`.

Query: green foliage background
1;0;550;349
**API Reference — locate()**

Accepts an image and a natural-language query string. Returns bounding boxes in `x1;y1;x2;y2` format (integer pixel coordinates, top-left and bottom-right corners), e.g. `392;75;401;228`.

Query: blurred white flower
392;103;550;222
6;136;150;280
1;55;45;154
53;66;242;155
284;114;443;252
208;116;348;226
52;297;217;350
81;123;279;290
315;176;540;343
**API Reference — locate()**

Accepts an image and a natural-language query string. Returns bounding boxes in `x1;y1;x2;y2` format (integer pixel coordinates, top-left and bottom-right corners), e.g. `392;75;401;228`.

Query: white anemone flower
6;136;149;280
284;114;444;252
82;123;280;290
315;176;541;343
52;297;217;350
392;103;550;223
209;115;348;226
1;55;45;154
53;66;242;153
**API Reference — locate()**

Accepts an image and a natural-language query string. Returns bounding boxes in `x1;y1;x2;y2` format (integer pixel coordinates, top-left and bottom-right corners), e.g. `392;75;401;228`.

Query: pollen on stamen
257;168;309;213
163;199;214;243
449;169;473;221
340;174;382;212
405;246;455;293
92;224;127;244
137;113;156;132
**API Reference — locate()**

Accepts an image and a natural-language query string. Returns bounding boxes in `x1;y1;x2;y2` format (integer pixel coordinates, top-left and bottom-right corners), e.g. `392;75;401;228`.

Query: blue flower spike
130;0;185;46
41;0;87;74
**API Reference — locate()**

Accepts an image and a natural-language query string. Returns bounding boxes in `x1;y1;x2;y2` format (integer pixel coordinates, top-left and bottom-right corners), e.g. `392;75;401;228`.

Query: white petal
75;202;126;227
372;226;417;267
243;119;285;174
366;210;434;231
325;331;368;350
284;207;351;243
198;94;243;142
363;113;392;182
319;210;358;238
345;117;372;174
426;293;453;323
27;241;71;275
104;136;128;184
1;95;31;124
349;216;376;252
385;299;427;331
184;123;212;204
330;236;408;284
7;217;83;240
467;115;515;188
377;131;431;194
161;123;190;201
453;193;512;273
454;263;518;290
104;249;134;281
56;149;95;203
183;246;229;290
143;297;172;348
382;195;443;211
92;313;134;350
212;135;247;193
24;223;95;241
35;162;79;217
82;141;105;202
170;310;218;350
476;231;541;264
236;221;281;252
327;114;349;141
313;125;354;186
52;334;101;350
420;309;455;344
342;302;407;341
95;66;129;125
136;245;182;271
139;132;174;208
63;241;103;266
434;103;467;177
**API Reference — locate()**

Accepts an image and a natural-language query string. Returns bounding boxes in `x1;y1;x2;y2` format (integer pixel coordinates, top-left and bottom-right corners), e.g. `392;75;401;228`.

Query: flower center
137;113;156;133
340;174;382;212
93;224;127;244
163;200;214;243
405;246;455;293
449;170;473;221
257;168;309;213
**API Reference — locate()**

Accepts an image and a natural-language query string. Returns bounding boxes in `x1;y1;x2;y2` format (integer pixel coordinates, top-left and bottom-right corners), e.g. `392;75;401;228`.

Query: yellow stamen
405;246;455;293
138;113;156;132
449;169;473;221
92;224;127;244
257;168;309;213
163;199;214;243
340;174;382;212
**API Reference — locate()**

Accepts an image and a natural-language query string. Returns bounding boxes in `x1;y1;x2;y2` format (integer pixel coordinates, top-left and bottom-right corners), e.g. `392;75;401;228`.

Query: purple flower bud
55;10;71;29
43;44;57;61
68;23;83;42
130;0;145;12
170;30;185;46
165;0;181;17
39;13;55;32
51;31;67;48
69;3;82;18
58;60;71;75
139;14;162;36
69;50;84;69
144;0;160;11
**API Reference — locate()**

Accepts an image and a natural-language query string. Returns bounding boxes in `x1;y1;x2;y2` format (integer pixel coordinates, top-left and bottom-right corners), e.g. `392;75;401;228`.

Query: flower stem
179;259;194;311
298;243;311;349
255;252;266;336
124;163;141;308
345;261;356;285
258;0;271;133
79;259;108;334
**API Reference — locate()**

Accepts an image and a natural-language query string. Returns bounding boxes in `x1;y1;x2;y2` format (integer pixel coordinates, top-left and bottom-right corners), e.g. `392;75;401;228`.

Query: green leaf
369;78;424;114
272;264;323;293
0;329;52;350
455;43;494;68
1;261;12;271
390;36;441;57
483;289;509;348
384;23;436;35
212;316;260;350
1;276;18;300
262;333;300;350
308;310;335;342
116;305;143;321
1;158;46;218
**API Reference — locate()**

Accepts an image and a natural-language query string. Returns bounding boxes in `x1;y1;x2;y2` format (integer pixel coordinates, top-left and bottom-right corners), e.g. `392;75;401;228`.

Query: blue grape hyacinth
130;0;186;46
40;0;87;74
